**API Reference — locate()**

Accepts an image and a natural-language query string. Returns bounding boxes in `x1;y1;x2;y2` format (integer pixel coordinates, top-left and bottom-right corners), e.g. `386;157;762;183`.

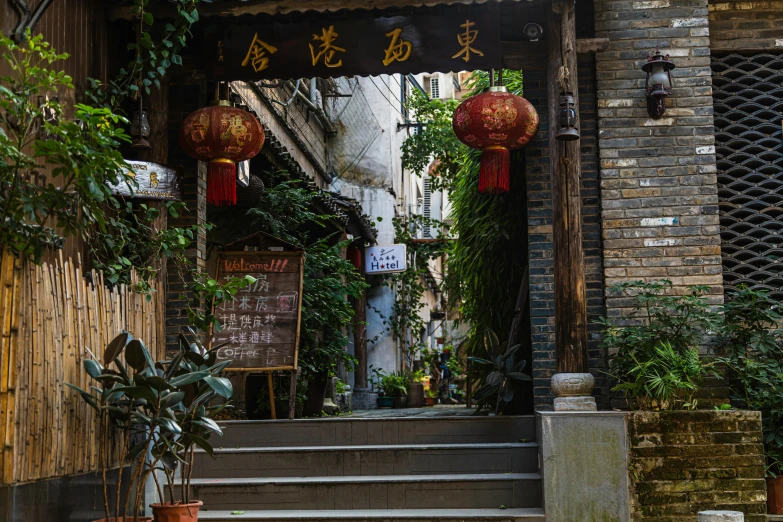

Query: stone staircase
186;415;545;521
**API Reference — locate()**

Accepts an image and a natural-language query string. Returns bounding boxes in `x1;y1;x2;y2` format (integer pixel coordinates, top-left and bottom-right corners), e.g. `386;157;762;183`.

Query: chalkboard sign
213;251;304;371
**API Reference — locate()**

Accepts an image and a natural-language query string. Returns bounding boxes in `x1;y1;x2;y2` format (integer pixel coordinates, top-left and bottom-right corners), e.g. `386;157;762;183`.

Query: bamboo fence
0;248;164;484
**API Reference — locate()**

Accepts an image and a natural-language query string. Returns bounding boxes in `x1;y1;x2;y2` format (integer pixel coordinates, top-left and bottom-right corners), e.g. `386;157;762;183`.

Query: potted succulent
424;388;438;407
406;370;425;408
68;329;233;522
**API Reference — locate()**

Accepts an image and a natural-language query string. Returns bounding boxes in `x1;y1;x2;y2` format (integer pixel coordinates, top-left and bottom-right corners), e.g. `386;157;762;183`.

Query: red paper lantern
179;101;265;206
452;86;539;194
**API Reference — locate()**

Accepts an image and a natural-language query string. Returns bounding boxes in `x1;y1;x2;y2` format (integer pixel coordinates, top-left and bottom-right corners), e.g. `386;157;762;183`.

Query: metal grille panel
712;53;783;298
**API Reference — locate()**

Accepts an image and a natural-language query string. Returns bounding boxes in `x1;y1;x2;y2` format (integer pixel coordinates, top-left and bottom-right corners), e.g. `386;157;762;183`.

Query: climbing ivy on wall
400;70;529;358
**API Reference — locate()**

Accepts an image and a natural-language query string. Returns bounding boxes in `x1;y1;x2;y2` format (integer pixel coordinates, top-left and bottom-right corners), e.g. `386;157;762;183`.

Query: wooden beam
502;38;609;71
108;0;549;21
547;0;588;374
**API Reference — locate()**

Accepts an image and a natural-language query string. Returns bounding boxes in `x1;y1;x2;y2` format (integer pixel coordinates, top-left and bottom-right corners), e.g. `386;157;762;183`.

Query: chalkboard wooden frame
214;250;305;373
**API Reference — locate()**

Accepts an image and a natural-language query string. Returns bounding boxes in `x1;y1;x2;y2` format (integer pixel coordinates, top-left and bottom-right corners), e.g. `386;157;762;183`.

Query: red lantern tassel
478;146;510;194
207;159;237;206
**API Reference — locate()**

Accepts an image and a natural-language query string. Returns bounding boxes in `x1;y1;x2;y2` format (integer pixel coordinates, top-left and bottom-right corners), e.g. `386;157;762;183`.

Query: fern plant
613;342;710;411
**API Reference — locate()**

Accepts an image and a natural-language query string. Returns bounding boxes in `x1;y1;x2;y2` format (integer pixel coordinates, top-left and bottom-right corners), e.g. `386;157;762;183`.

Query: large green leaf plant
68;330;233;519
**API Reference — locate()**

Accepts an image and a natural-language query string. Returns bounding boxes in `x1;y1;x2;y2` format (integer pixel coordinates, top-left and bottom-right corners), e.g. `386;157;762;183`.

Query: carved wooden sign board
214;250;304;372
204;5;501;80
109;160;181;201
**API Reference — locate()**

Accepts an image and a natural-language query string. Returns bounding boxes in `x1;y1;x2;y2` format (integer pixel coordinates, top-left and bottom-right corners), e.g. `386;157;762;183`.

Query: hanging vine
87;0;199;110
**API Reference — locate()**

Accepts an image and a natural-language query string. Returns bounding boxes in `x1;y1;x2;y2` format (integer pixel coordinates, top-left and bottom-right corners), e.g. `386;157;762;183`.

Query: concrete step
192;443;539;478
181;473;542;511
215;416;536;448
197;508;546;521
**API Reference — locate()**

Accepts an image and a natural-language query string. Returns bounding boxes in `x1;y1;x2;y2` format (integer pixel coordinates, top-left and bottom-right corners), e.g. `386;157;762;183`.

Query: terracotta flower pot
150;501;203;522
768;476;783;514
424;396;437;406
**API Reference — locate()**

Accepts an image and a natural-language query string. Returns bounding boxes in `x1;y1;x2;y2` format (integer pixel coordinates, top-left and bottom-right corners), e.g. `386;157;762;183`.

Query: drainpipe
285;80;337;136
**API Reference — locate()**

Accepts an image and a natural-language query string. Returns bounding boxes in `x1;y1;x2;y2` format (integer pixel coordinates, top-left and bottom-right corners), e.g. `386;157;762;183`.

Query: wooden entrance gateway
108;0;608;407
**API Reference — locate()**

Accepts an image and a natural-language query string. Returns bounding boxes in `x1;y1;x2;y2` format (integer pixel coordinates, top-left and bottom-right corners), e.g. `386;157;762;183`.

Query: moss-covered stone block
628;410;767;521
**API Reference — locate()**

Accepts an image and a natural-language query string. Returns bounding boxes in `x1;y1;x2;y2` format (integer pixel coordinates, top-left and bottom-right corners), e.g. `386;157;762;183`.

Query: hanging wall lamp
556;91;579;141
641;48;675;119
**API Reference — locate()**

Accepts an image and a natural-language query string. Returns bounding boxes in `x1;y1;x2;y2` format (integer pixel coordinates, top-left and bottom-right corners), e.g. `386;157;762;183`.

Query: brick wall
525;57;608;410
709;0;783;52
628;410;767;521
594;0;724;319
166;81;208;352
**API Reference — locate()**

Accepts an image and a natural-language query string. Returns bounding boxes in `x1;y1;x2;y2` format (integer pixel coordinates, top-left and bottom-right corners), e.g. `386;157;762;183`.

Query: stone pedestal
698;512;744;522
352;388;378;410
551;372;596;411
537;411;631;522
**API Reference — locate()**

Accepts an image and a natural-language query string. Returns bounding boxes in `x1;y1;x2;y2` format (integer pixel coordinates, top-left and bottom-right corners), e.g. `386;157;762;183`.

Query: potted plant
424;388;438;406
377;371;407;408
68;330;233;522
150;330;234;521
406;370;425;408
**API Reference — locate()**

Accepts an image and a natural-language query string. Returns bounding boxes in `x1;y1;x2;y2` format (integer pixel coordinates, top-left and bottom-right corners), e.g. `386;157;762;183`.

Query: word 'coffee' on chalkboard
213;251;304;371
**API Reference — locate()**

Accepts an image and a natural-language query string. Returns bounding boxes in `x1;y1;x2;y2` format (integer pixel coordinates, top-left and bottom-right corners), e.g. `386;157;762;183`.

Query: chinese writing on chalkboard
214;252;303;370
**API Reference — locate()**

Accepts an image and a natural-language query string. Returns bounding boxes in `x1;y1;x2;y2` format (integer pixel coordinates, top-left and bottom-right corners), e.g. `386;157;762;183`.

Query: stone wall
525;57;608;410
594;0;725;318
628;410;767;521
709;0;783;52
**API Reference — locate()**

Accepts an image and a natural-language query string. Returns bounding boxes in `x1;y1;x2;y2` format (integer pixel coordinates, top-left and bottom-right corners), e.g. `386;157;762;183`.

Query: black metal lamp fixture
641;48;675;119
130;105;151;149
556;91;579;141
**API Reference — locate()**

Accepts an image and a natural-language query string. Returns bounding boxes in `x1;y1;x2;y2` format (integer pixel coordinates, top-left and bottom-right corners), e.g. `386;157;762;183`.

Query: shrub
718;286;783;476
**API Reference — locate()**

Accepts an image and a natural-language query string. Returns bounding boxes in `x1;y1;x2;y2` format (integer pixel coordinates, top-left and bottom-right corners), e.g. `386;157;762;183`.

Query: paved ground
344;405;478;418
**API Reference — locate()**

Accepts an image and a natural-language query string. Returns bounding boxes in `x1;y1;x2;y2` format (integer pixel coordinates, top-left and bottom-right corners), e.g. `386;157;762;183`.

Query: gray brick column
594;0;724;317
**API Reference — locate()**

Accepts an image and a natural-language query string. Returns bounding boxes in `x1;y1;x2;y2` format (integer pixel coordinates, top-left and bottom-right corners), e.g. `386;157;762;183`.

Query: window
429;77;440;99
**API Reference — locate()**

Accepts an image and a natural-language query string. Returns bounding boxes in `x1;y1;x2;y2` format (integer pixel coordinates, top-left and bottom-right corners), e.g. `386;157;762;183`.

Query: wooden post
288;369;297;420
547;0;589;374
354;272;368;390
267;372;276;420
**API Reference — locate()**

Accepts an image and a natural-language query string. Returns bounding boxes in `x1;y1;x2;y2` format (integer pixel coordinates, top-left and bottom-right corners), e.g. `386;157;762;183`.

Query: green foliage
86;0;198;107
68;330;232;517
611;341;709;411
406;369;425;383
445;150;529;359
374;213;448;362
0;32;133;261
717;286;783;476
401;70;530;385
378;371;408;397
468;329;532;415
400;90;461;189
247;178;367;376
598;279;721;389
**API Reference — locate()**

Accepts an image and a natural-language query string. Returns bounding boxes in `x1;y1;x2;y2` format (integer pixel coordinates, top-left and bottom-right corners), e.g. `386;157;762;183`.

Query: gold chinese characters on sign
242;32;278;72
236;19;486;73
309;25;346;68
382;28;413;66
452;20;484;63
